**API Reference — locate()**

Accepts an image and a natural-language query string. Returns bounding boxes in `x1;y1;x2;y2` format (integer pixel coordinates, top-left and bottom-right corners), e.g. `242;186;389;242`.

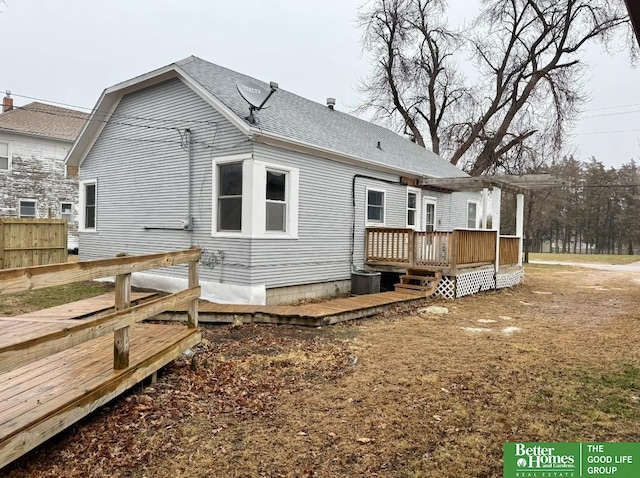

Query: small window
266;170;287;232
0;142;8;171
61;202;73;223
84;183;96;229
467;201;478;228
19;200;37;218
217;163;243;232
407;191;418;228
367;189;385;224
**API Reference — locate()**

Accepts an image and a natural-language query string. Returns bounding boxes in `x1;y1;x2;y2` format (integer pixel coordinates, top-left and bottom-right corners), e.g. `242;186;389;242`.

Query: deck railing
499;235;520;266
0;248;201;373
366;228;521;271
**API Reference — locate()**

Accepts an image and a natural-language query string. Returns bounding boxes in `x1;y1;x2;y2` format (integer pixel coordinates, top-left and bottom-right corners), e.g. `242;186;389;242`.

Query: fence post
114;253;131;369
187;256;199;329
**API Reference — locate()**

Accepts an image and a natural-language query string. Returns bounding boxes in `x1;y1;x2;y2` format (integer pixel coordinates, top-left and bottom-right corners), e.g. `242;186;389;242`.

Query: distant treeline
501;157;640;256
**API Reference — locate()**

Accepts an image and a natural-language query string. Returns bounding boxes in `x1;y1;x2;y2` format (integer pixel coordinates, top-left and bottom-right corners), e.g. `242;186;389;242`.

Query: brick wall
0;132;78;244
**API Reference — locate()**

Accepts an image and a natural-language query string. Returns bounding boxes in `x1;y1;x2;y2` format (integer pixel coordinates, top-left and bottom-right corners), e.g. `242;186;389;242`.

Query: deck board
13;292;158;321
0;323;200;468
165;290;428;326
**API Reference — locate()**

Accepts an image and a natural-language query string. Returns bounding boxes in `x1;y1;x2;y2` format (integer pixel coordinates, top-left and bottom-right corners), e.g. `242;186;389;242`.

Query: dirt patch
4;263;640;477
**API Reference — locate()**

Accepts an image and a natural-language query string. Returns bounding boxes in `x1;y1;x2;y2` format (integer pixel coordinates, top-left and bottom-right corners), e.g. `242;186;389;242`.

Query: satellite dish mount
236;80;279;124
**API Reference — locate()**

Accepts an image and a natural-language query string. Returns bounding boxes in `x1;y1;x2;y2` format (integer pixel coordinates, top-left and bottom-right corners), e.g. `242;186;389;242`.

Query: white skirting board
97;272;267;305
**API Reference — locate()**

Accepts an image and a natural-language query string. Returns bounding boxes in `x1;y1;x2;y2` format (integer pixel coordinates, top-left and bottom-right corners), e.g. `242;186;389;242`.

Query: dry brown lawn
4;264;640;477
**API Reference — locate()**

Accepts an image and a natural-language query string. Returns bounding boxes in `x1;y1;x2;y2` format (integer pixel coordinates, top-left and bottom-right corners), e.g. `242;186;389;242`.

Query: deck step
400;274;438;283
394;283;436;291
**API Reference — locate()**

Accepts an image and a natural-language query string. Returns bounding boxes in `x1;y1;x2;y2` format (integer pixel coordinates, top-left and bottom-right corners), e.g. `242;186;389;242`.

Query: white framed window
366;187;385;225
217;162;243;232
407;187;420;229
266;169;287;232
79;179;97;231
0;142;9;171
212;155;299;239
423;197;436;232
467;200;479;229
19;199;37;218
61;202;73;223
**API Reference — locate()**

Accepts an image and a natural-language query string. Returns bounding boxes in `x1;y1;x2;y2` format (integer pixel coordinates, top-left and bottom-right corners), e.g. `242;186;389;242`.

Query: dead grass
529;252;640;265
4;264;640;477
0;281;113;316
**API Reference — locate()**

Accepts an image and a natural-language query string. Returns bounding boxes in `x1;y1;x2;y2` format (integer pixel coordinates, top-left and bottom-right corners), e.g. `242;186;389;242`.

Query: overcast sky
1;0;638;169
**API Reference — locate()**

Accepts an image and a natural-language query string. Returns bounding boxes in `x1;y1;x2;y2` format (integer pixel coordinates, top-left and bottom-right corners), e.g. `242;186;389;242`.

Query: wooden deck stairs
394;269;442;297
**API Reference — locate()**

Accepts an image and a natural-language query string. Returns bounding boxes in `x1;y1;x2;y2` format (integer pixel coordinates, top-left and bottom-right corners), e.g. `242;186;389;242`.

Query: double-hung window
80;180;97;231
366;188;385;225
407;189;419;228
0;142;8;171
212;156;299;238
217;162;243;232
19;200;37;218
266;169;287;232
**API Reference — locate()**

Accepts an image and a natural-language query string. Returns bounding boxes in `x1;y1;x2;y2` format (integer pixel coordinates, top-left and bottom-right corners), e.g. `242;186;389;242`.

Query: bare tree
359;0;632;176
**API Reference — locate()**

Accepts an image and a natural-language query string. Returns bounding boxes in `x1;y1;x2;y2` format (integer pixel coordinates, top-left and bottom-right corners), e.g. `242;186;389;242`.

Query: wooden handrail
0;286;201;374
0;248;202;295
0;248;202;373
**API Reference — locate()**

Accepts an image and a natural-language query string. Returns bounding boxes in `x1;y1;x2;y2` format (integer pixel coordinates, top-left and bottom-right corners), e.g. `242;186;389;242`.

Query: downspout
350;174;405;271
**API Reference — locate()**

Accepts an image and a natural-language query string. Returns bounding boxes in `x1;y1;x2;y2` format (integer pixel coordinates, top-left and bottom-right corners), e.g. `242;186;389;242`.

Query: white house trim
365;187;386;226
406;186;421;229
79;178;97;232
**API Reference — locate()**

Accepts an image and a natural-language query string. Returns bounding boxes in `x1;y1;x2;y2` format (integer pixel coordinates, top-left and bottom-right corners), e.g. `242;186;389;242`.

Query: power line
571;128;640;136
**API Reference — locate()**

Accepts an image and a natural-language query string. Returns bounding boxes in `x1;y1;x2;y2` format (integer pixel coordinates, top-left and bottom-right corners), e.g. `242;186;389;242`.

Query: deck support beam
492;187;501;275
516;193;524;267
187;256;199;328
481;188;489;229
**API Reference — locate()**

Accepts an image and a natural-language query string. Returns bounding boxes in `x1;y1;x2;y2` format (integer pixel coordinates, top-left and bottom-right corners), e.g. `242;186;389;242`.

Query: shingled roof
176;56;467;179
69;56;467;178
0;102;88;142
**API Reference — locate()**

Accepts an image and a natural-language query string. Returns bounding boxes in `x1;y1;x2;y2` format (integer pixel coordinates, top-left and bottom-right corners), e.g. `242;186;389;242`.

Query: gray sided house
0;95;88;249
67;56;506;305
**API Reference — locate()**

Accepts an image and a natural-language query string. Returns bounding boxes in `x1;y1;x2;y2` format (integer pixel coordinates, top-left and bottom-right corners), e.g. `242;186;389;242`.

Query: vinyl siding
250;143;407;288
79;78;252;283
79;77;480;293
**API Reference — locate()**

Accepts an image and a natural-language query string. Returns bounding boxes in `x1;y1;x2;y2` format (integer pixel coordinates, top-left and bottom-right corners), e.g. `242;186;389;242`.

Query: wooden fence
0;218;68;269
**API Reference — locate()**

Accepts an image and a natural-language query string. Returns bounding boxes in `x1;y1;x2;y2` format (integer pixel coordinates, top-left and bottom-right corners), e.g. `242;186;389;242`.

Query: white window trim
212;154;250;237
18;199;37;218
365;187;386;226
211;154;299;239
60;201;73;223
79;179;97;232
252;160;299;239
467;199;480;229
423;196;437;232
0;141;10;172
406;187;421;229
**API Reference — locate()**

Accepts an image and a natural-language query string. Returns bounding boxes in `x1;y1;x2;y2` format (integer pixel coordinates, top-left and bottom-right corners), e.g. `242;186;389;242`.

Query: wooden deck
0;249;202;470
163;290;431;327
0;322;200;469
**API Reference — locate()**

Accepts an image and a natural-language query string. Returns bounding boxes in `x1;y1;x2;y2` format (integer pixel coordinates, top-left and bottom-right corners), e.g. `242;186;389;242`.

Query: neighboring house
67;56;522;305
0;95;88;250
